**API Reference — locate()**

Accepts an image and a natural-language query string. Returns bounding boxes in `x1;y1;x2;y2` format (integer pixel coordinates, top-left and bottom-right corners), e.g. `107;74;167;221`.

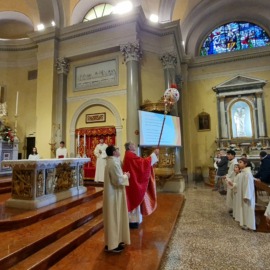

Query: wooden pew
254;180;270;233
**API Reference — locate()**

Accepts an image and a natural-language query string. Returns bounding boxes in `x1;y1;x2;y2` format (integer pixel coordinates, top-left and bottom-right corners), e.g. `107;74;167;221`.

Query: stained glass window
200;22;270;56
83;3;114;22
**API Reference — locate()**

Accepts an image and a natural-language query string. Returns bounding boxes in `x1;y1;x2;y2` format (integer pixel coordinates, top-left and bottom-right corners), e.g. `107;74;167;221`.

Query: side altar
2;158;90;209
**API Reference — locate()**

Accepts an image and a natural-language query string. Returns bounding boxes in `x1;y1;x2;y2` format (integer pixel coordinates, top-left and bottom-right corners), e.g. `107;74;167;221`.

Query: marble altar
2;158;90;209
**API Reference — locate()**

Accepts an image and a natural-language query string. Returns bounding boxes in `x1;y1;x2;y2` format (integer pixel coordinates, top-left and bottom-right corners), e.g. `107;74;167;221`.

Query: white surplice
239;167;256;230
234;171;243;223
103;156;130;250
94;143;108;182
226;157;238;209
56;147;68;158
227;172;240;218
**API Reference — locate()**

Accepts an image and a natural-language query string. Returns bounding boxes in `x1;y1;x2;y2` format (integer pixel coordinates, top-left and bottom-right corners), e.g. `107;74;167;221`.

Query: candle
77;131;80;146
84;134;86;146
15;91;19;115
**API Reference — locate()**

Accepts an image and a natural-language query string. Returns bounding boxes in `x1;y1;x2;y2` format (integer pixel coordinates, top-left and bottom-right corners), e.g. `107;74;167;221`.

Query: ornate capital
56;57;70;75
160;53;177;69
120;41;142;63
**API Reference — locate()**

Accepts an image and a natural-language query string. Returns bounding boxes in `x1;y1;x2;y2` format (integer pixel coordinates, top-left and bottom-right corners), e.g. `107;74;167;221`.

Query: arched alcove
69;98;122;157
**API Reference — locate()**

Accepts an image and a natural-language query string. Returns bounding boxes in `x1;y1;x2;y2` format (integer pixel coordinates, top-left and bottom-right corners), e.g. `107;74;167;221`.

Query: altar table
2;158;90;209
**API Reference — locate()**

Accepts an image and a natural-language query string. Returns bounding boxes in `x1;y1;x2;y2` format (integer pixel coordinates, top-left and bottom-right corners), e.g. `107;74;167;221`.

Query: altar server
103;145;130;253
238;158;256;231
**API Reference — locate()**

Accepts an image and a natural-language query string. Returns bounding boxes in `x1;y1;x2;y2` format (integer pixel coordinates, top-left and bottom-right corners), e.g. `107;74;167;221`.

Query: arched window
200;22;270;56
83;3;114;22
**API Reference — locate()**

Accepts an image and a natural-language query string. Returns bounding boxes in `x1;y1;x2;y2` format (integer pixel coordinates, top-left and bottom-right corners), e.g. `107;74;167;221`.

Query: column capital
160;52;177;69
56;57;70;75
255;92;263;98
120;41;142;63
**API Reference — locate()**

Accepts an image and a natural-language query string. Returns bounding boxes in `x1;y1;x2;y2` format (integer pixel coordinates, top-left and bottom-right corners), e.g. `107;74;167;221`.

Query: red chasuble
123;151;157;216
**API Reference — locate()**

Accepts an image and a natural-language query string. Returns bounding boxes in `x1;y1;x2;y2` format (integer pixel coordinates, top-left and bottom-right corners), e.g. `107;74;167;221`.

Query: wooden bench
254;180;270;233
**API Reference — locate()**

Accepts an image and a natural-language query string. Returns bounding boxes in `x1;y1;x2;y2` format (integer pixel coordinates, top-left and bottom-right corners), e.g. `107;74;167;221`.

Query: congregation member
94;137;108;183
225;150;238;214
103;145;130;253
122;141;159;228
56;141;68;158
238;158;256;231
254;151;270;184
212;150;228;194
28;147;40;160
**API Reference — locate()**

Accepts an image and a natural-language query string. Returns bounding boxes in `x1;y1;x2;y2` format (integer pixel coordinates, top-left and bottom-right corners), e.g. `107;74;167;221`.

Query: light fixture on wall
149;14;158;23
113;1;133;14
37;23;45;31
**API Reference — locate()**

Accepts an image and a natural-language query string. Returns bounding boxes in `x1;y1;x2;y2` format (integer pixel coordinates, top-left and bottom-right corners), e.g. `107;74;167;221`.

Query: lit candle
77;131;80;146
15;91;19;115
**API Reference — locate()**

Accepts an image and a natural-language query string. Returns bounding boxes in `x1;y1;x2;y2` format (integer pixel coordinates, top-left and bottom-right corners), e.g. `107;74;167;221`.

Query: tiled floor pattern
160;183;270;270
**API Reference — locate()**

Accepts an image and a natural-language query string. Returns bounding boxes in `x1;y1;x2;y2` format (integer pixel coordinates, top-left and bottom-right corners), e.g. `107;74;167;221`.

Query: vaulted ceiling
0;0;269;56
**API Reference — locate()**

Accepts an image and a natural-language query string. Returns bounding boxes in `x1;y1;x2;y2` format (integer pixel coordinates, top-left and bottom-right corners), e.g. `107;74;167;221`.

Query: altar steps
0;177;11;194
0;187;104;269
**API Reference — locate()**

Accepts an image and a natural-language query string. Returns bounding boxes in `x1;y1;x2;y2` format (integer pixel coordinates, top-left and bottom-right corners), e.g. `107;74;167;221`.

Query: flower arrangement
0;121;14;142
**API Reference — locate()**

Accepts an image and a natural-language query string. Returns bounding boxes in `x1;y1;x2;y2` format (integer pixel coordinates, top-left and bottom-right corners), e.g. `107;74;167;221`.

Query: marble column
55;57;70;145
256;92;266;137
120;41;142;146
160;52;184;192
219;97;228;138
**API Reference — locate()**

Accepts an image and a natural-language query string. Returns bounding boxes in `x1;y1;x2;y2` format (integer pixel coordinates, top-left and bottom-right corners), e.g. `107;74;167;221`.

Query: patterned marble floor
160;183;270;270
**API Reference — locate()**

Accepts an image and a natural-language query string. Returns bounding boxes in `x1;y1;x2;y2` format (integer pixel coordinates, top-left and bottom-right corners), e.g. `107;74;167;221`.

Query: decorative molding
85;112;106;123
160;52;177;69
67;89;126;103
120;41;142;63
56;57;70;75
189;46;270;69
188;65;270;82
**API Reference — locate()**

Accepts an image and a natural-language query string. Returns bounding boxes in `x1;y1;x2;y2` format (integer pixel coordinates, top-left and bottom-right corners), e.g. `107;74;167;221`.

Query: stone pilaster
219;97;228;138
256;92;266;137
120;41;142;146
54;57;70;145
160;52;184;193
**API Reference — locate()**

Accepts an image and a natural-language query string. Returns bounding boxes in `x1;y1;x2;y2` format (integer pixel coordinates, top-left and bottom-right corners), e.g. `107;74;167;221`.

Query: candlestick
15;91;19;116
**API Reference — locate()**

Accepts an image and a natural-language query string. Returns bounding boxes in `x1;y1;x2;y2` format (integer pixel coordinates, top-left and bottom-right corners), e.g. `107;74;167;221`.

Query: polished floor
0;179;184;270
1;179;270;269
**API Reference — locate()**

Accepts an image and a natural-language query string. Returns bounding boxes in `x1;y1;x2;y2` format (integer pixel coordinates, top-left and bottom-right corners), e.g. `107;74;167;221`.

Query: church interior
0;0;270;269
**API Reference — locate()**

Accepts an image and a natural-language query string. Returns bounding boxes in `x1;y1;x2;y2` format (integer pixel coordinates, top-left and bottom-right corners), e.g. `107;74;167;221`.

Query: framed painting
198;112;210;131
86;113;106;124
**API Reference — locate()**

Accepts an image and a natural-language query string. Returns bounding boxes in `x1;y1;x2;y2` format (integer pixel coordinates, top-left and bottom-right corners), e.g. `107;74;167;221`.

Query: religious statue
234;107;246;137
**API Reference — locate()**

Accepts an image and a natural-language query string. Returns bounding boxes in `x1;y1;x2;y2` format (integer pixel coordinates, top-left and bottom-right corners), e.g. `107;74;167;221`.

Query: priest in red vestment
122;141;159;228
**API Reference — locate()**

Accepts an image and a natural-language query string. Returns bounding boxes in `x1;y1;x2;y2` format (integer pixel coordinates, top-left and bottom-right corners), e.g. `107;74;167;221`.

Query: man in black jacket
254;151;270;184
213;150;228;193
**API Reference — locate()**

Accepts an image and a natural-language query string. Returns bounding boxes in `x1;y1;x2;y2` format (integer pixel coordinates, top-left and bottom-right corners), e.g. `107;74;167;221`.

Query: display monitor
138;110;181;147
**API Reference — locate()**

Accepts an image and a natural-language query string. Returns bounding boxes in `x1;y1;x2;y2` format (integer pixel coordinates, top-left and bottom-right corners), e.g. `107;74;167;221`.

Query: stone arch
69;98;123;157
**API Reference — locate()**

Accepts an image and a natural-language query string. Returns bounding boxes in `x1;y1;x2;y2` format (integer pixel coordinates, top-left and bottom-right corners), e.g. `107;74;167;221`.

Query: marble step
0;187;103;230
9;215;103;270
0;195;104;269
0;178;11;194
0;186;11;194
